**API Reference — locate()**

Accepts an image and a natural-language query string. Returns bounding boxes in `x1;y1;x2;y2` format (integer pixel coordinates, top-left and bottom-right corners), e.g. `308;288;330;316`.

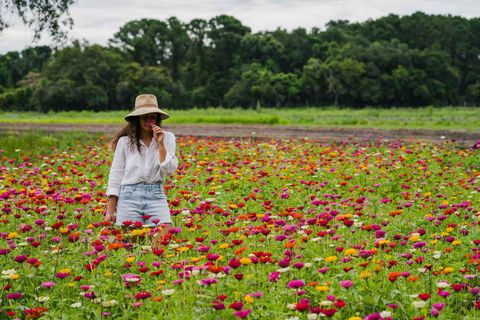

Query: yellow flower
315;286;329;292
130;228;148;236
67;282;76;287
10;273;20;280
175;246;190;252
442;267;454;275
430;240;438;245
377;239;390;246
349;317;362;320
244;295;254;304
59;227;69;235
324;256;338;263
360;271;372;279
219;243;230;249
59;268;72;274
125;257;135;263
104;271;113;277
452;240;461;246
157;280;166;285
239;257;252;265
409;235;420;242
344;248;358;255
191;257;201;263
7;232;18;239
445;227;454;232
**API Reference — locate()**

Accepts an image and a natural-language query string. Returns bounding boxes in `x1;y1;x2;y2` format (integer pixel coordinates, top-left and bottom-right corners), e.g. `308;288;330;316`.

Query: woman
104;94;178;247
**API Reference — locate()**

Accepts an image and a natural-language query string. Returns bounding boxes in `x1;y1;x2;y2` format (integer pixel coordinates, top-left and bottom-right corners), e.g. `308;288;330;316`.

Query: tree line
1;12;480;111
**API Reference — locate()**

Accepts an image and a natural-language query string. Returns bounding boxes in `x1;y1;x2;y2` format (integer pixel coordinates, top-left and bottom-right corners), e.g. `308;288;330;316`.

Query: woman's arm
104;138;126;222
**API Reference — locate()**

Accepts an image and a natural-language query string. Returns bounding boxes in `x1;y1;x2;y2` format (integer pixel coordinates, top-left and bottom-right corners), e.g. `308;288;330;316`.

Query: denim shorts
116;182;172;227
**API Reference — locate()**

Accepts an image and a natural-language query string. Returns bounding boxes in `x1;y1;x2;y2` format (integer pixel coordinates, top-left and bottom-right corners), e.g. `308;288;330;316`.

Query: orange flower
388;271;401;282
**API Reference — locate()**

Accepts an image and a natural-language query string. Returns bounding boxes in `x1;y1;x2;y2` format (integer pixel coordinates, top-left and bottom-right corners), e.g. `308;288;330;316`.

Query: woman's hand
104;211;115;223
152;125;164;144
104;195;118;223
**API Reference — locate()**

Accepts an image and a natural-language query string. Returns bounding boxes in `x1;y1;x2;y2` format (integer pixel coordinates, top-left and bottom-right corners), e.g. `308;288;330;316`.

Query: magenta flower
340;280;354;288
288;280;305;289
14;255;28;263
41;281;56;288
438;290;450;298
432;303;445;310
269;271;281;283
134;291;152;300
200;278;218;286
228;258;241;268
229;301;244;310
6;292;23;300
234;309;251;318
55;272;69;279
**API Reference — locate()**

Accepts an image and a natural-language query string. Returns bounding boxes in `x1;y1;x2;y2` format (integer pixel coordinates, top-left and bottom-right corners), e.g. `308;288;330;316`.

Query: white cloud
1;0;479;53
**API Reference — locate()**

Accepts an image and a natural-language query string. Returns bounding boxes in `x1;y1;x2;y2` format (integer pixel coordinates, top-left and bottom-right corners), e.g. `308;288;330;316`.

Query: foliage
1;12;480;110
1;106;480;130
0;0;75;41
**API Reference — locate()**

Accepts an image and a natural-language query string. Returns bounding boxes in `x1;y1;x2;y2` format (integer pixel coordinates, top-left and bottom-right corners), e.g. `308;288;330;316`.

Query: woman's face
139;113;157;134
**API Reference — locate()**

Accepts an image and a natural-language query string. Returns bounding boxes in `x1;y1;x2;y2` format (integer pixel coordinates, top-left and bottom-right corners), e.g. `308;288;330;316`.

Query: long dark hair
111;114;162;152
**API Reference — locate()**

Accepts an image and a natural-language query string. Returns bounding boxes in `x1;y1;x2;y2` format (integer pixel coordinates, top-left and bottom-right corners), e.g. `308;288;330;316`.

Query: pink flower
234;309;251;318
340;280;354;288
41;281;56;288
122;274;141;288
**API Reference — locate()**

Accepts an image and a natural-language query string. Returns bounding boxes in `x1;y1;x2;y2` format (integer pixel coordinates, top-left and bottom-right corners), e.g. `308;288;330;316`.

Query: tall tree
0;0;76;41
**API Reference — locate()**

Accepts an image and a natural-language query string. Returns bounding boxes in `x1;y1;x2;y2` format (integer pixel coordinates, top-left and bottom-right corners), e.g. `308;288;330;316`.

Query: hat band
135;104;159;109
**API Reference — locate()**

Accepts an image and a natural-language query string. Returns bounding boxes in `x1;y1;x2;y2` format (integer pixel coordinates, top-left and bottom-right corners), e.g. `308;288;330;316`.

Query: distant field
1;106;479;130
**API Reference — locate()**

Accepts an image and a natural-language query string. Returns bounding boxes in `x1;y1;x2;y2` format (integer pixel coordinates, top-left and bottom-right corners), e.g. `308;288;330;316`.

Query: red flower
135;291;151;300
321;308;337;317
229;301;244;311
418;293;430;300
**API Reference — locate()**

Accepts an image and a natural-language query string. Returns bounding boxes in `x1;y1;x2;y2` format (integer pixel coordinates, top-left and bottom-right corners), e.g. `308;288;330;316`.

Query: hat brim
125;107;170;121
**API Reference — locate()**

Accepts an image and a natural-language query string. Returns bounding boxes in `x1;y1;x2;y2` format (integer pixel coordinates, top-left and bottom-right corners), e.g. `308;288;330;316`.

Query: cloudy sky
1;0;479;53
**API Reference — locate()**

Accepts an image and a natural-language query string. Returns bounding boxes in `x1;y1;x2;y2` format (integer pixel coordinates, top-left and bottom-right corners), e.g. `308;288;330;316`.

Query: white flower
304;263;313;268
102;299;118;307
276;267;290;273
204;198;216;203
1;269;17;278
437;281;450;288
71;302;82;308
93;298;102;304
307;314;318;320
161;289;175;296
433;251;442;259
36;296;50;302
320;300;333;306
412;301;426;309
286;303;296;310
380;311;392;318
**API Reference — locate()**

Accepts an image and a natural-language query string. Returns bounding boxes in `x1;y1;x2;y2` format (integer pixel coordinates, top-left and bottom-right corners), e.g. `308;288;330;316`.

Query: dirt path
1;123;478;145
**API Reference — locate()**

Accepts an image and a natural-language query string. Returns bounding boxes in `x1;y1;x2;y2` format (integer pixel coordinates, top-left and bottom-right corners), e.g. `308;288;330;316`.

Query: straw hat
125;94;170;121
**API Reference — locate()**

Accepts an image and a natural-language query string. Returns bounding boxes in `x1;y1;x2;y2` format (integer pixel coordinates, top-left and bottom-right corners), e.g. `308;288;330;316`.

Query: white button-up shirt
106;131;178;196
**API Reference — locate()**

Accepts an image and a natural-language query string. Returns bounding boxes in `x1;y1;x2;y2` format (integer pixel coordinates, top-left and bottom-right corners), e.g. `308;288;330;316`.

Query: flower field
1;133;479;319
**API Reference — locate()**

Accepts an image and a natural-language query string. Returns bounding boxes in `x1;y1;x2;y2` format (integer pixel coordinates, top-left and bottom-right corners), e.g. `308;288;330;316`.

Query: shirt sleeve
106;137;126;196
158;132;178;179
